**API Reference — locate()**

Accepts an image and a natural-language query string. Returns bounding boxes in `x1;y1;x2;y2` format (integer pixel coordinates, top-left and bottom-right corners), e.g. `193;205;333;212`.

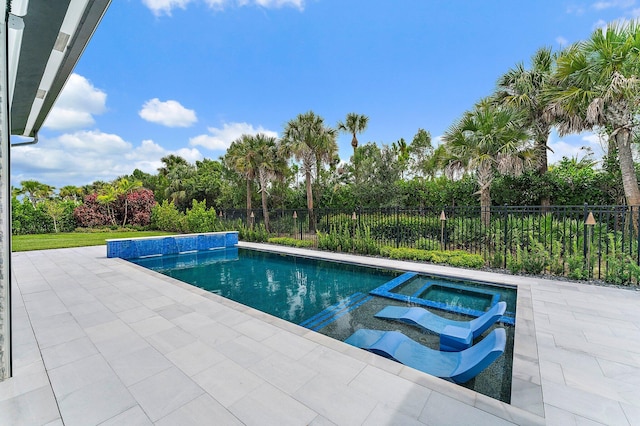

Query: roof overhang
7;0;111;139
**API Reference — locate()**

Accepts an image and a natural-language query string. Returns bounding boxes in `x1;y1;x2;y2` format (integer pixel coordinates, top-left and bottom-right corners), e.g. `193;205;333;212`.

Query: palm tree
58;185;82;202
97;184;119;226
254;134;288;233
224;134;261;220
337;113;369;155
495;47;555;176
282;111;337;232
392;138;410;179
544;21;640;208
18;180;54;206
443;100;533;225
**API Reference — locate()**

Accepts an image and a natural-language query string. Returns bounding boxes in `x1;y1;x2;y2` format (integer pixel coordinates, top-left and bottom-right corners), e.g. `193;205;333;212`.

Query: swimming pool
128;246;515;402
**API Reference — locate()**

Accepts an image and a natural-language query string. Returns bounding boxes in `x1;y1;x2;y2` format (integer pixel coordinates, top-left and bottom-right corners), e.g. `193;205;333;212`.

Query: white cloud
592;0;635;10
556;36;569;47
592;18;608;30
11;131;204;188
43;74;107;131
139;98;197;128
142;0;194;16
548;132;606;165
189;122;278;151
142;0;304;15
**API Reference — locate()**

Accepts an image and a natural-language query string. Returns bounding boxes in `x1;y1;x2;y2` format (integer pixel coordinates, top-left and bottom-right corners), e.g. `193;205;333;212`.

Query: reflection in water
129;247;399;325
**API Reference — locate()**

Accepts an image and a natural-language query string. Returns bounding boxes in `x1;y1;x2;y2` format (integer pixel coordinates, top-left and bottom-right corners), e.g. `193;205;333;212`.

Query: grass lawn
12;231;174;252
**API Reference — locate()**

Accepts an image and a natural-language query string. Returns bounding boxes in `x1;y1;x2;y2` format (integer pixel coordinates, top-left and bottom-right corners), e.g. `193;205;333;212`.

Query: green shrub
238;223;269;242
380;246;484;269
185;200;219;233
151;200;185;232
267;237;314;248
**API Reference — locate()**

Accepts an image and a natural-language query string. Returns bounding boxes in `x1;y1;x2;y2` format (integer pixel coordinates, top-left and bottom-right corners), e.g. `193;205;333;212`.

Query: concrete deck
1;243;639;425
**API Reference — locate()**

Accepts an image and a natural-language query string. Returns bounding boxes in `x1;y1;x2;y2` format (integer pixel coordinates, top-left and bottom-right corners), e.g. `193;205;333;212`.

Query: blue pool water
130;247;399;324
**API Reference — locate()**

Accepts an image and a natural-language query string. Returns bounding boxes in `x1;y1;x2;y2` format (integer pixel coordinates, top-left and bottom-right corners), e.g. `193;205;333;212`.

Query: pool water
129;246;515;403
130;247;399;325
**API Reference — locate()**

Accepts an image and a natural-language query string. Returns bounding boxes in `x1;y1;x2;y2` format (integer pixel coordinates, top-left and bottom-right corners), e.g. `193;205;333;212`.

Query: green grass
12;231;174;252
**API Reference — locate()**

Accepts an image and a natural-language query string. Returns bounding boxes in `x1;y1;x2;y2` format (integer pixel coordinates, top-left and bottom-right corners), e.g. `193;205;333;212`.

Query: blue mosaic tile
107;231;239;259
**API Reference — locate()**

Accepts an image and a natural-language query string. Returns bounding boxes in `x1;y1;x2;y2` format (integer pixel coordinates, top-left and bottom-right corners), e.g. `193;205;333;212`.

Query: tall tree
224;134;262;220
495;47;555;208
392;138;410;179
282;111;337;231
253;134;287;233
443;99;533;225
545;21;640;208
337;112;369;155
495;47;555;175
18;180;54;207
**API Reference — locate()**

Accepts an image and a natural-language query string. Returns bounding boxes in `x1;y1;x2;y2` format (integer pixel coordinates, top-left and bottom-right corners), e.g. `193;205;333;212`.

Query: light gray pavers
3;243;640;424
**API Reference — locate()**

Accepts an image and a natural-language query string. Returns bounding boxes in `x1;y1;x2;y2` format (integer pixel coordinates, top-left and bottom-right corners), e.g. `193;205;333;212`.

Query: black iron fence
218;204;640;284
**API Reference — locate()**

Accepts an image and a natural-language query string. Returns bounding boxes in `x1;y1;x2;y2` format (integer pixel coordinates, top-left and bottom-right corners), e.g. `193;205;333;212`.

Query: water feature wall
107;231;239;259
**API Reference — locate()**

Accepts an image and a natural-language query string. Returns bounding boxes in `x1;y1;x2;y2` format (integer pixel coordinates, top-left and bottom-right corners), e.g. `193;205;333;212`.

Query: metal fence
218;204;640;283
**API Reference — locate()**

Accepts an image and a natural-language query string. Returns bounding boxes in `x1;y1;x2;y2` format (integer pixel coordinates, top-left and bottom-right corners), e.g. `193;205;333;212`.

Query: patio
1;242;639;425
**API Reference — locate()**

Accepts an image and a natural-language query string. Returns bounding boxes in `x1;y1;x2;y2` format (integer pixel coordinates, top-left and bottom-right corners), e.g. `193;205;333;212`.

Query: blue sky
10;0;638;189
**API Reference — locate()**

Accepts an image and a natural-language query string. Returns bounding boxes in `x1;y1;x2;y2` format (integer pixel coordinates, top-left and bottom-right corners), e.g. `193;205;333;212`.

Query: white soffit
8;0;111;138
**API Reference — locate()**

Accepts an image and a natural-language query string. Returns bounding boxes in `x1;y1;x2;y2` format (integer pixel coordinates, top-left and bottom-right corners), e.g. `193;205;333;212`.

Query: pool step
300;292;372;332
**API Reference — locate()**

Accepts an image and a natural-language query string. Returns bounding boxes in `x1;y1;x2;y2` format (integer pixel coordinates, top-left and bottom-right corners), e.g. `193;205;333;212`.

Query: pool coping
235;242;544;420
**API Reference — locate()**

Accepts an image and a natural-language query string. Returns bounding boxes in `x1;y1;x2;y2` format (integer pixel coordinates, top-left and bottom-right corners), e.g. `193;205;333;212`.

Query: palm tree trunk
259;171;270;233
536;136;551;210
616;129;640;206
305;170;315;232
615;129;640;233
478;162;492;226
480;189;491;227
246;178;252;222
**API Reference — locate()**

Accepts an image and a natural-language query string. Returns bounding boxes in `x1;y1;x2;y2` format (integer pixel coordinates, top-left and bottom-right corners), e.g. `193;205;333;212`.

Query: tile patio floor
1;242;640;425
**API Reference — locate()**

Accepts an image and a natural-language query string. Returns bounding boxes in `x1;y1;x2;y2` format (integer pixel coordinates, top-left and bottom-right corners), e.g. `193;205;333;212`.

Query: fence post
583;203;588;260
395;206;400;248
503;205;508;269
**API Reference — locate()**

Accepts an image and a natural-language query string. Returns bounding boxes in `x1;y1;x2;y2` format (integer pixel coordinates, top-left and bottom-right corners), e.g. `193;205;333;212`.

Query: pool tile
127;367;203;422
40;337;99;370
146;326;197;354
171;311;217;332
418;392;515;426
230;383;317;426
348;365;431;419
262;329;317;359
192;359;264;407
300;345;367;384
0;385;60;426
293;375;377;426
165;341;226;377
109;346;173;387
248;352;318;394
362;403;425;426
99;406;153;426
155;394;242;426
129;315;175;337
57;377;136;426
542;381;628;425
93;331;151;361
233;318;279;342
48;353;115;399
